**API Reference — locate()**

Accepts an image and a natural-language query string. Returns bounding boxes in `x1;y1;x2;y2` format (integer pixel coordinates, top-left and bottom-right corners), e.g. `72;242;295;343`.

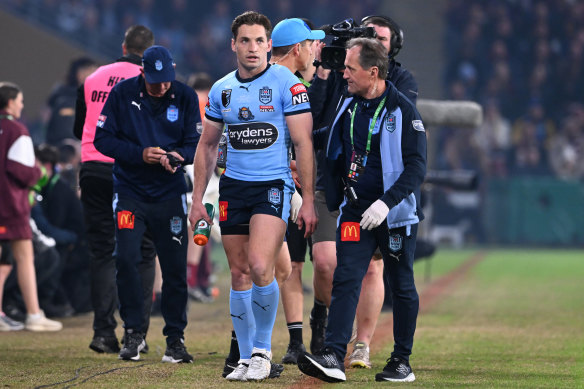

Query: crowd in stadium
440;0;584;180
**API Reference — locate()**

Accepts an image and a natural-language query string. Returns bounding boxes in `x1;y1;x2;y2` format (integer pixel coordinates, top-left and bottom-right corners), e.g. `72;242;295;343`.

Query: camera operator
307;15;419;370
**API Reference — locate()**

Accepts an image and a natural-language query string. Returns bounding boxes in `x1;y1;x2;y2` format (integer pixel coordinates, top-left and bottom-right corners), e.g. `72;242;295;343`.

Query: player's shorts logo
228;122;278;150
170;216;182;235
221;89;232;107
268;188;282;205
117;210;134;230
259;87;272;104
238;107;255;121
389;234;403;252
167;105;178;122
219;201;228;221
341;222;360;242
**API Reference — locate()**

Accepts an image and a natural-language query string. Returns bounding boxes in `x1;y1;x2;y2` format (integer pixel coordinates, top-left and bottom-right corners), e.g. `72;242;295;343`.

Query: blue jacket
311;58;418;190
324;82;427;228
94;75;201;202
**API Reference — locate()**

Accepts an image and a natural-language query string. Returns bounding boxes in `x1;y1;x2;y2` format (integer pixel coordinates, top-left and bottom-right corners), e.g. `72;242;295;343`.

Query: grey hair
346;37;388;79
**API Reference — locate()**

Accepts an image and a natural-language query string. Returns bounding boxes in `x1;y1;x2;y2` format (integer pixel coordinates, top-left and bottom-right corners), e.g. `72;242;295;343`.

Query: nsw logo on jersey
259;87;272;104
228;122;278;150
290;83;309;105
167;105;178;122
221;89;232;107
238;107;255;121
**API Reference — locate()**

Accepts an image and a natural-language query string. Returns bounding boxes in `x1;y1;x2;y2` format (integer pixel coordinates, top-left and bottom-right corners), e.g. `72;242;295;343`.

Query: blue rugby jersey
205;64;311;182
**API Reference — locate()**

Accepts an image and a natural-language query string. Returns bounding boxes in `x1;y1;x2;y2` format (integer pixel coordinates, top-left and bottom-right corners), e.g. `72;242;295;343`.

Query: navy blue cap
272;18;325;47
142;45;175;83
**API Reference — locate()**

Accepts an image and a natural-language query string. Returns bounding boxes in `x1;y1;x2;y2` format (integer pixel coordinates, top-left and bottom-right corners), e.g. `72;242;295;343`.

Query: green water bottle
193;203;215;246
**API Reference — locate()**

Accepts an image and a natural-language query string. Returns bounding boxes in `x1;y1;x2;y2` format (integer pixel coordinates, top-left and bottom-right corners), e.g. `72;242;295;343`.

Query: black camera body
321;18;376;70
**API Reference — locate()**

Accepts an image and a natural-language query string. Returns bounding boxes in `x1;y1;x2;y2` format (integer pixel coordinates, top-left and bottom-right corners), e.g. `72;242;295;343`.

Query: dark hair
35;143;59;168
66;57;98;86
231;11;272;40
272;43;296;57
299;18;315;30
188;72;214;91
346;38;388;79
124;25;155;55
360;15;403;59
0;82;21;110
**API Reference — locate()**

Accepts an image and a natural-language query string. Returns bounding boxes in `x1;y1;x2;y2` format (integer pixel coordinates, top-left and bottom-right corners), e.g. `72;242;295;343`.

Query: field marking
286;250;487;388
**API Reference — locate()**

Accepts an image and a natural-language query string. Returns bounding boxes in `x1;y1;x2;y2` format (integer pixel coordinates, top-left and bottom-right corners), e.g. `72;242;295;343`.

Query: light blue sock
251;279;279;351
230;288;255;360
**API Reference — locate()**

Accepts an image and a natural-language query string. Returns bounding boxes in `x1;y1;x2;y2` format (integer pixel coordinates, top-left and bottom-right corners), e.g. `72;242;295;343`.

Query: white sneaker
349;341;371;368
245;347;272;380
25;310;63;332
0;312;24;331
225;360;249;381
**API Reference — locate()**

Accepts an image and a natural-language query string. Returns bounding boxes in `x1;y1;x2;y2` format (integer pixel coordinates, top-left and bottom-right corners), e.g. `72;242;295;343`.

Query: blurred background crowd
1;0;583;320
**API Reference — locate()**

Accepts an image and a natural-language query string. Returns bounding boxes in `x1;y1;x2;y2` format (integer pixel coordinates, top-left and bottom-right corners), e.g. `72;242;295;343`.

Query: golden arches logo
117;210;135;229
219;201;228;221
341;222;360;241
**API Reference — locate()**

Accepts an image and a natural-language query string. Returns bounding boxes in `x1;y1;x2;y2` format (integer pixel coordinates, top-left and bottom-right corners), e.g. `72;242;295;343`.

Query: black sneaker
121;332;149;353
89;336;120;354
118;330;145;361
281;342;306;364
297;348;346;383
269;362;284;378
222;357;239;378
375;356;416;382
309;313;327;354
162;338;194;363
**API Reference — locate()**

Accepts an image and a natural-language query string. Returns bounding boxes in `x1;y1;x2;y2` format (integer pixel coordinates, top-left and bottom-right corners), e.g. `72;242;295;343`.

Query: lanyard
349;96;386;155
299;77;311;88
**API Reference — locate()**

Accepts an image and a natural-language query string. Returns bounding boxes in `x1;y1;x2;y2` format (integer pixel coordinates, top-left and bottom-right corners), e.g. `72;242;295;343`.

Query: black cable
33;366;89;389
33;362;156;389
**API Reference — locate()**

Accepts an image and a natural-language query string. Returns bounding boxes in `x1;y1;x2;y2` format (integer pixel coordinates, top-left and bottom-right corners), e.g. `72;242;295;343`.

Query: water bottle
193;203;215;246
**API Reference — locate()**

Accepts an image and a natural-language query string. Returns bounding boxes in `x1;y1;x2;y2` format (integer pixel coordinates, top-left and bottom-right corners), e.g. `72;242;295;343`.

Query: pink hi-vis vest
81;61;141;163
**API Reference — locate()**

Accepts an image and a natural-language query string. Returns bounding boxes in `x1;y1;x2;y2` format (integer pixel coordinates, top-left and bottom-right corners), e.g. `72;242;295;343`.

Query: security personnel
94;45;201;363
297;38;426;383
73;24;157;355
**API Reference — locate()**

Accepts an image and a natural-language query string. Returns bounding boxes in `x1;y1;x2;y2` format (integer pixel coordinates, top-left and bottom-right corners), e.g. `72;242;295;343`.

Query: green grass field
1;248;583;388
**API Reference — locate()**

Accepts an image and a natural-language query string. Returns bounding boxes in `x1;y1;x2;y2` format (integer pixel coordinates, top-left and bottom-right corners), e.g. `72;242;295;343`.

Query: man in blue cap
269;17;324;365
95;45;201;363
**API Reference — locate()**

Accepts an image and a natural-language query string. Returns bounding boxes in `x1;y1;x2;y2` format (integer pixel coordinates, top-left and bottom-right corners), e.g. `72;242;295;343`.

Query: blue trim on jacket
324;82;427;228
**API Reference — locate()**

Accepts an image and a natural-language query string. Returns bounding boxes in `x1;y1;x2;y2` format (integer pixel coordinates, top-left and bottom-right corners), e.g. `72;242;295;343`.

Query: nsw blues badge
389;234;402;252
170;216;182;235
167;105;178;122
259;86;272;104
268;187;282;205
385;114;396;132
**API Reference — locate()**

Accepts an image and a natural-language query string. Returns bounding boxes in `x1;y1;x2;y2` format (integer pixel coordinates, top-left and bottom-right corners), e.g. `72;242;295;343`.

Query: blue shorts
218;175;293;235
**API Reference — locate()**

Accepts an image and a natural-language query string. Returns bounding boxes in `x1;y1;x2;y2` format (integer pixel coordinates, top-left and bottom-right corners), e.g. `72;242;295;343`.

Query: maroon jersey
0;110;41;240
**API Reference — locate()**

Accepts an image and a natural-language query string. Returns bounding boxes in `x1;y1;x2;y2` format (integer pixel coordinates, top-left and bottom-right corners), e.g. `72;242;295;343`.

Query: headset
360;15;404;59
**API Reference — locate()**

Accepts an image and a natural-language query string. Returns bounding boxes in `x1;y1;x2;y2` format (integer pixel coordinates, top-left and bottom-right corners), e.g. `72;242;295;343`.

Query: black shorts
219;175;293;235
286;220;312;262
